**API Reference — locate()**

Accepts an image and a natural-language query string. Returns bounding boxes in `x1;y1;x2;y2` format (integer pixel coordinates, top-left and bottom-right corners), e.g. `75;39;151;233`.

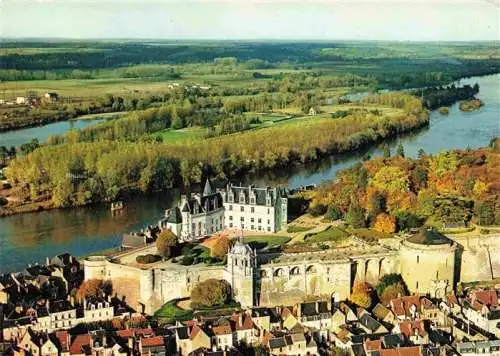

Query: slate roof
407;229;451;245
382;333;405;348
222;184;286;206
269;336;287;349
167;207;182;224
359;313;384;333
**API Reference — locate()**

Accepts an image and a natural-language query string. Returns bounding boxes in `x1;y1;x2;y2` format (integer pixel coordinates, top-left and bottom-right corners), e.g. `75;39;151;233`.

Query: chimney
69;255;73;263
46;257;50;266
70;295;75;307
239;313;243;327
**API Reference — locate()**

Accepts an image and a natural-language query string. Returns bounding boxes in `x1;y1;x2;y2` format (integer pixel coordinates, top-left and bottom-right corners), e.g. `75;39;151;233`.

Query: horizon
2;0;500;42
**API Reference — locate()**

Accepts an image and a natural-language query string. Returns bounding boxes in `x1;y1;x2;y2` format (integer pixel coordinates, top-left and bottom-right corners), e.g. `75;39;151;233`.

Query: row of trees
311;141;500;229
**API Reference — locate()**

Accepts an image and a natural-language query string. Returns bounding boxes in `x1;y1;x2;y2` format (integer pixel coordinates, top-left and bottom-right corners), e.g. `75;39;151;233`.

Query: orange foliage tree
349;281;372;308
75;279;112;302
374;214;396;233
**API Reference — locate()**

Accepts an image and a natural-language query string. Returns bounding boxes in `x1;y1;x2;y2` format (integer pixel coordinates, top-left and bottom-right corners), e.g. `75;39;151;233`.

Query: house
308;106;320;116
138;336;166;355
42;92;59;105
268;333;318;356
296;301;332;337
389;295;422;320
372;303;396;325
230;313;257;345
15;97;26;105
456;340;500;356
212;321;233;350
358;313;389;335
462;289;500;337
393;319;428;345
451;315;491;342
189;324;211;351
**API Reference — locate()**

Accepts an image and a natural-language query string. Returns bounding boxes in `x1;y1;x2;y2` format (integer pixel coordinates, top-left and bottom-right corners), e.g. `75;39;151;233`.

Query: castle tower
202;179;212;196
400;228;457;298
227;234;256;307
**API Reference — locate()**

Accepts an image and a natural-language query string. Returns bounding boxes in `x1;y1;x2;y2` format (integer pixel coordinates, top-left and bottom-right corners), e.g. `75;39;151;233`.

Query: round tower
83;256;107;280
400;229;457;298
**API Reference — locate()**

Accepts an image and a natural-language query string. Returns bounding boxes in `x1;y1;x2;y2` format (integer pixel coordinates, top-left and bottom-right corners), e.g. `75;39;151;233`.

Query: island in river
459;99;484;112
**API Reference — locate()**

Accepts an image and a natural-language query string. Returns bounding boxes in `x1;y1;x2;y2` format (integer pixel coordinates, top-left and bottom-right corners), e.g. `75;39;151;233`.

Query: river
0;74;498;273
0;118;105;148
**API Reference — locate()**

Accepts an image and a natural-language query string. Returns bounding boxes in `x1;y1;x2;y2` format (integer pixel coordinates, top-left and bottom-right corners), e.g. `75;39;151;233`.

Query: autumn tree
374;214;396;234
75;279;112;302
380;282;408;305
156;230;179;258
191;279;231;308
211;236;231;259
350;281;372;308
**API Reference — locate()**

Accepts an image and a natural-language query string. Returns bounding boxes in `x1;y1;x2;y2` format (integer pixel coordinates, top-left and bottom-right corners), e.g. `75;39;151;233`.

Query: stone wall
256;261;352;307
456;233;500;283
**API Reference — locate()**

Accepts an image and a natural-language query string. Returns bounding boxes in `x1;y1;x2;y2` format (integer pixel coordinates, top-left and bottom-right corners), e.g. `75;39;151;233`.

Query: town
1;177;499;355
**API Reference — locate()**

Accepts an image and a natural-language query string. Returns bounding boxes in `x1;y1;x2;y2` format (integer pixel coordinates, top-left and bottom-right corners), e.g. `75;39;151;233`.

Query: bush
308;203;327;216
156;230;179;258
394;211;423;231
180;255;194;265
325;205;343;220
346;204;366;228
480;229;490;235
191;279;231;308
136;254;161;264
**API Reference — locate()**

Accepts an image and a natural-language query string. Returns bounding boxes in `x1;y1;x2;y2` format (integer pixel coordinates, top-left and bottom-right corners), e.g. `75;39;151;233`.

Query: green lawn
153;127;205;143
305;226;348;243
154;299;193;323
287;225;314;233
243;235;291;249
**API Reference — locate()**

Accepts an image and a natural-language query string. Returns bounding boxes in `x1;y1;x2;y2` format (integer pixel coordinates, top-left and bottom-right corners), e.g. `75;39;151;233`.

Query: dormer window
250;195;255;205
239;192;246;204
266;196;271;206
228;192;234;203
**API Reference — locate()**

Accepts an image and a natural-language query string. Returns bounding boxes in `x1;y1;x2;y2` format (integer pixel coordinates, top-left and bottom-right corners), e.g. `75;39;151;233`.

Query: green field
243;235;291;249
305;226;349;243
153;127;206;143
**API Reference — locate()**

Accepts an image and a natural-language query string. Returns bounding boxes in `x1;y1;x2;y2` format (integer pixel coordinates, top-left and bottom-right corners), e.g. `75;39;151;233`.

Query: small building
42;92;59;105
16;97;26;105
308;106;319;116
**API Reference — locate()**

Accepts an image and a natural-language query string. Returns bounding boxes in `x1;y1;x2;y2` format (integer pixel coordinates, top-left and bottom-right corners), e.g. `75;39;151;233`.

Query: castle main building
164;181;288;242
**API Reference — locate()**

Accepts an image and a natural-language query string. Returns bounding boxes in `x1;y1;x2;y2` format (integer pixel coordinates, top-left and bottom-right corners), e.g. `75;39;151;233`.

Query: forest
309;138;500;230
2;93;428;210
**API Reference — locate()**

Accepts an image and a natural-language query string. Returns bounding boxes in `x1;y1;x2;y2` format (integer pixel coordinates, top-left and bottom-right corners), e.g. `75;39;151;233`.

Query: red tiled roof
190;324;205;340
473;290;498;306
380;346;421;356
231;314;254;330
447;295;458;305
212;324;233;335
55;331;69;351
399;320;427;338
117;329;134;338
69;334;91;355
365;339;382;351
133;328;154;337
390;296;421;317
141;336;165;348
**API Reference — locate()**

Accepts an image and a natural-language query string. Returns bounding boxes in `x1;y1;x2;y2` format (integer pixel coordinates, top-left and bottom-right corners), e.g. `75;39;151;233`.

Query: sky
1;0;499;41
